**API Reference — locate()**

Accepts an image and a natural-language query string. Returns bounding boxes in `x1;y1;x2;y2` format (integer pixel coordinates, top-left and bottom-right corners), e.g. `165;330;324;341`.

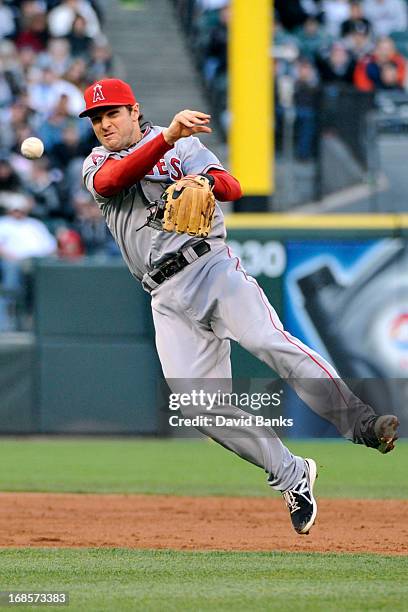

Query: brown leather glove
162;175;216;237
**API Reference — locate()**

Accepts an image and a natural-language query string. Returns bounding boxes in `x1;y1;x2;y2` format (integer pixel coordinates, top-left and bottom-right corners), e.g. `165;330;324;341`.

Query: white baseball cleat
374;415;399;454
282;458;318;535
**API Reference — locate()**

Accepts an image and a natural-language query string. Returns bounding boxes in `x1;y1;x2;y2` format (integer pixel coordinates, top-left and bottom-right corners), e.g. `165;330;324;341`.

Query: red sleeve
207;169;242;201
94;132;173;197
353;57;374;91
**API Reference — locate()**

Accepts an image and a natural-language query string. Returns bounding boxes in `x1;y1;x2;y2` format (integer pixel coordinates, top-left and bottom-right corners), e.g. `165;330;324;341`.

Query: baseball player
80;78;399;535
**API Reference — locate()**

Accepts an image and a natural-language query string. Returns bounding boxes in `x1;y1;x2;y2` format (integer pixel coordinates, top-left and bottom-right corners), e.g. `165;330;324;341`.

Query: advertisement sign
285;238;408;434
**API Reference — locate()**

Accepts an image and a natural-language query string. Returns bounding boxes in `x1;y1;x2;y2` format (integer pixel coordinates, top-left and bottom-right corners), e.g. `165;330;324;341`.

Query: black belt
142;240;211;291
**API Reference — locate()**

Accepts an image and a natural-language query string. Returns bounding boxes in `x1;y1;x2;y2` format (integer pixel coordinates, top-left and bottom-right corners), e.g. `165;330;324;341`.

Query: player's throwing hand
163;110;212;145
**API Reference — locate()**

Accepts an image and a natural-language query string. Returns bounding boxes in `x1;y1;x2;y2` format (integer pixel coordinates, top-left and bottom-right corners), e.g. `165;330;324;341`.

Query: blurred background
0;0;407;436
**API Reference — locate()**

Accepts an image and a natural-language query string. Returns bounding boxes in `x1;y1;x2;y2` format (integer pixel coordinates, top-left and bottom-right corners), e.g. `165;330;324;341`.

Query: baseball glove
160;175;216;237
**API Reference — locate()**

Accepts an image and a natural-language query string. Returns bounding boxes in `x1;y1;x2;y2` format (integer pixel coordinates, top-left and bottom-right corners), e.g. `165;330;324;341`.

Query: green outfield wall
0;213;406;434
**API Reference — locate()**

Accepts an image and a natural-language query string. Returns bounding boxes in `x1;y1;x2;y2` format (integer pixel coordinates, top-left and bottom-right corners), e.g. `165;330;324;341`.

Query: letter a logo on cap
79;79;137;117
93;84;105;103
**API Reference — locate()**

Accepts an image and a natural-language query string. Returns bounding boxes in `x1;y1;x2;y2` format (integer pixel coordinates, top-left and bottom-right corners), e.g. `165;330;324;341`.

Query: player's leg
151;288;306;493
207;249;398;451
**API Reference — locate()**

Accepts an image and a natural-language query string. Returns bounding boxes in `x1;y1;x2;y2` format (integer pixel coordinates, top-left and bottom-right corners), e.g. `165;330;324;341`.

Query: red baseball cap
79;78;137;117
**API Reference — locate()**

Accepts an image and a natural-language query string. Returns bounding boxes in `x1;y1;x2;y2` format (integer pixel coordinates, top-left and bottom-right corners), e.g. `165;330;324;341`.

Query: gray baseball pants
151;244;375;491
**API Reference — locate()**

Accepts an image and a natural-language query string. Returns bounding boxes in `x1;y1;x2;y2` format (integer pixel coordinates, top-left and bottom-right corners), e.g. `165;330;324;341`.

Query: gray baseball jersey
83;127;376;493
83;125;226;280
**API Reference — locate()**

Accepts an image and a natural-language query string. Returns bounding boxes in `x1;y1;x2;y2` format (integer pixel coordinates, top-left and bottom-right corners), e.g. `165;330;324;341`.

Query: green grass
0;438;406;498
0;442;405;610
120;0;144;7
0;549;406;611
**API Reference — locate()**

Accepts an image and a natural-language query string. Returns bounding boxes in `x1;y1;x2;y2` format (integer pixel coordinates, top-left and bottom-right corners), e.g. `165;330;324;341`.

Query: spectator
72;189;120;256
363;0;407;37
316;41;356;84
0;44;27;103
49;122;90;170
322;0;350;37
0;63;15;108
0;156;22;192
0;191;56;330
23;158;64;220
27;67;63;117
378;60;404;90
0;100;34;150
354;36;406;90
17;1;46;23
67;14;94;58
343;22;374;60
63;57;88;90
341;1;371;37
13;123;33;159
36;94;72;150
202;5;228;84
296;17;333;61
48;121;94;214
275;0;314;31
191;0;224;68
346;29;374;60
0;1;16;39
27;67;84;117
293;57;320;160
0;193;57;258
15;45;38;83
14;10;49;52
274;16;299;63
38;38;72;76
56;227;84;259
0;0;115;331
87;42;113;82
0;39;21;73
48;0;101;38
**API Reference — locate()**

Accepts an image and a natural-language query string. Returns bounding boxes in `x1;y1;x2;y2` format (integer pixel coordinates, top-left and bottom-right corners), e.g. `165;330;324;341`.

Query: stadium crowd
2;0;408;330
178;0;408;159
0;0;119;330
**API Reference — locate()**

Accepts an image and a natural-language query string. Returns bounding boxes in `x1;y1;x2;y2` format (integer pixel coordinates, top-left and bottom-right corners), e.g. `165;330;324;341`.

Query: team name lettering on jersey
146;157;183;181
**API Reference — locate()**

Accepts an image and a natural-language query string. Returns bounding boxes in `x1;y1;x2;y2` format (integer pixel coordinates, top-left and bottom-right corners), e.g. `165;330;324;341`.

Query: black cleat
374;415;399;454
282;458;317;535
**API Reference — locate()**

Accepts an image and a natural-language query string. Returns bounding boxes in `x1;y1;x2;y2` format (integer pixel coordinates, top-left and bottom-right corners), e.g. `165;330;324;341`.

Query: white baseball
20;137;44;159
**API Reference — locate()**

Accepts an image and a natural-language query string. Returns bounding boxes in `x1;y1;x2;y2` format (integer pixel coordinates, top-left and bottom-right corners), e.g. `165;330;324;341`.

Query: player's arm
168;112;242;201
206;169;242;202
94;132;172;197
94;110;212;198
162;109;212;144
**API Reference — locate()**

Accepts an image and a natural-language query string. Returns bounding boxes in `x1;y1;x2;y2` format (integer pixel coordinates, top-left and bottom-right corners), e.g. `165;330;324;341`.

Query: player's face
89;104;142;151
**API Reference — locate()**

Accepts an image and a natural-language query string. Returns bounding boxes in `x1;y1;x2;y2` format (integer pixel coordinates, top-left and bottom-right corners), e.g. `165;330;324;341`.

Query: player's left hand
163;110;212;145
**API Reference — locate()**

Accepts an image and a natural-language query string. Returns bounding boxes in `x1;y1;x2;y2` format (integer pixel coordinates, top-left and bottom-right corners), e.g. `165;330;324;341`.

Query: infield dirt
1;493;407;554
